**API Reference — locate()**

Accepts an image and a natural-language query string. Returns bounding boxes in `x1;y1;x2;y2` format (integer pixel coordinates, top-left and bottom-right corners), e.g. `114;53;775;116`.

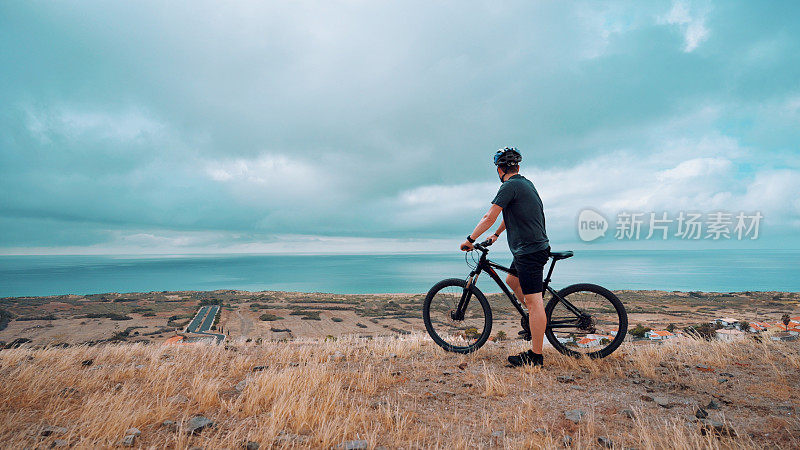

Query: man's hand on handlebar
460;238;494;251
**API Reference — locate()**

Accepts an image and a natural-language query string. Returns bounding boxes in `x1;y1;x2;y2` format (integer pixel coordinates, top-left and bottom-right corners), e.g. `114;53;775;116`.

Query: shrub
259;313;283;321
495;330;507;341
684;322;719;340
16;315;58;321
463;327;480;340
629;324;651;338
199;298;223;306
85;313;132;321
356;322;368;328
0;308;15;332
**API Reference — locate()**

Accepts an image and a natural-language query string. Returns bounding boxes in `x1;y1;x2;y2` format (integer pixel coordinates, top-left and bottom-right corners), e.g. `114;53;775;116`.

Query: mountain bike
422;240;627;358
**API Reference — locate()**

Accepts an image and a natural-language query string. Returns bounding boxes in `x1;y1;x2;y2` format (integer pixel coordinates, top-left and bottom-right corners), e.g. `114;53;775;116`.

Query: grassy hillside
0;335;798;448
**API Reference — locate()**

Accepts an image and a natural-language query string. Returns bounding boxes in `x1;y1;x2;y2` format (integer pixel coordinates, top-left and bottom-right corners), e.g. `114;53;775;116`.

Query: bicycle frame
455;249;586;330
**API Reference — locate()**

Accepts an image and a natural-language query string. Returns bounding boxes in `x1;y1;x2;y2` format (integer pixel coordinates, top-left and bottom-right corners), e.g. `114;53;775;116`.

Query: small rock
457;362;468;370
533;428;548;434
563;435;573;447
235;380;248;392
653;397;672;408
112;383;123;392
640;394;654;402
244;441;259;450
491;430;505;440
81;359;94;367
717;377;729;383
328;351;346;362
273;430;309;445
442;371;452;376
695;364;714;372
121;435;136;447
289;362;300;367
719;372;734;378
40;425;68;437
620;408;636;419
570;385;586;391
707;399;721;410
251;365;268;372
338;440;368;450
698;418;737;437
50;439;68;448
390;371;401;376
186;415;214;435
168;394;189;404
126;428;141;436
134;364;145;370
462;383;473;388
695;408;708;419
564;409;584;424
162;420;176;429
556;375;575;383
598;436;613;448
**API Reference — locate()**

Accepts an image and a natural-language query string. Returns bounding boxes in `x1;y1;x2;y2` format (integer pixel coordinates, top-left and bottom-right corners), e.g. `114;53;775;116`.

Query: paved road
183;305;225;344
200;305;219;331
186;306;209;333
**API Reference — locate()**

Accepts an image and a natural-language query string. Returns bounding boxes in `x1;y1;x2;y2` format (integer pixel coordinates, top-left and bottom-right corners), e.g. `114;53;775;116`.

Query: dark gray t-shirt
491;174;549;256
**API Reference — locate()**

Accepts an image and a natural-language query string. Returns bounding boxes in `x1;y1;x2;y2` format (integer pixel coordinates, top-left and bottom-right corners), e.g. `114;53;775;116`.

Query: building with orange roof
646;330;674;341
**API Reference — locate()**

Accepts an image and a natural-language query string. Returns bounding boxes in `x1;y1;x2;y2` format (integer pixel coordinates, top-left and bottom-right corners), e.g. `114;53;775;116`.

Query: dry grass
1;335;799;449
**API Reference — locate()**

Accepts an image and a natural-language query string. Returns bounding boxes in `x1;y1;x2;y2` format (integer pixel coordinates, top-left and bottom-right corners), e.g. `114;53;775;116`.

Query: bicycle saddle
549;250;574;260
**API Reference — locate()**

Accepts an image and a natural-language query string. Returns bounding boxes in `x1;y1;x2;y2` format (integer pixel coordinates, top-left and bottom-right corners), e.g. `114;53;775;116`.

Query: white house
576;337;599;348
714;317;739;327
646;330;674;340
715;329;746;341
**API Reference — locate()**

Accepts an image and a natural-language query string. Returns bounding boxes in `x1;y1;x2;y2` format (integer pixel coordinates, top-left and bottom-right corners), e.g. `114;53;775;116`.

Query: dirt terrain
1;289;798;347
0;334;798;448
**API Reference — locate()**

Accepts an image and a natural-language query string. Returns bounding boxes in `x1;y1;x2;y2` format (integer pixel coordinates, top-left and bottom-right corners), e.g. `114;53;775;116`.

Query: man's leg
524;292;546;354
505;274;525;310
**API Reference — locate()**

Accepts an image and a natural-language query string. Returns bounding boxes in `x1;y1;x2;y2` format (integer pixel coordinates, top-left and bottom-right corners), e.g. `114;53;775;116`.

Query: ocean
0;250;798;298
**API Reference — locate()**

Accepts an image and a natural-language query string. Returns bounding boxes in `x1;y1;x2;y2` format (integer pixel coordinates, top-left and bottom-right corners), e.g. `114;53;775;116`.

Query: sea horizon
1;248;798;298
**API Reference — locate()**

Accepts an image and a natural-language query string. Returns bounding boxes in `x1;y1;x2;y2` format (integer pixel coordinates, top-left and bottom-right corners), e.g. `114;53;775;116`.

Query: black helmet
493;147;522;166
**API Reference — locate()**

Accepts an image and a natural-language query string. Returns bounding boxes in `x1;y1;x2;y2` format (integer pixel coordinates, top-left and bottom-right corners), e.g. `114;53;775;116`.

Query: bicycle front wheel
545;283;627;359
423;278;492;354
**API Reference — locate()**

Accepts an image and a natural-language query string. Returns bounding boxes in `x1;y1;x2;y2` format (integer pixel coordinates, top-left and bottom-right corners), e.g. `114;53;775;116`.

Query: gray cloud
1;1;799;253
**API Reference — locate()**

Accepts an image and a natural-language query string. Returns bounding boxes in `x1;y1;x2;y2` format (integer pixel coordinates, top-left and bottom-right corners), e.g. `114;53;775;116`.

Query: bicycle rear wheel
545;283;627;358
423;278;492;354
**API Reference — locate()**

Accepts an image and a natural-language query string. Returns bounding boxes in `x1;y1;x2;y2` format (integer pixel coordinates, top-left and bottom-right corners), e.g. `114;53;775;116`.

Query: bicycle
422;239;627;358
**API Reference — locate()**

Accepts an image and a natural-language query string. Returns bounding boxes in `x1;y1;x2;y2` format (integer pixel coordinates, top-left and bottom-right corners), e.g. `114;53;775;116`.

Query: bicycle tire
544;283;627;359
423;278;492;354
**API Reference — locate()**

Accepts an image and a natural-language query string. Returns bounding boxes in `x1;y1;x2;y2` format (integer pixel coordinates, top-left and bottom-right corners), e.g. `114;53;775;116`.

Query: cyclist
460;147;550;367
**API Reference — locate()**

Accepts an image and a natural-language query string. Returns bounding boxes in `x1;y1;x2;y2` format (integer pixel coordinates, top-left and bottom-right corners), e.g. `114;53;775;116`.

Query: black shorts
508;247;550;295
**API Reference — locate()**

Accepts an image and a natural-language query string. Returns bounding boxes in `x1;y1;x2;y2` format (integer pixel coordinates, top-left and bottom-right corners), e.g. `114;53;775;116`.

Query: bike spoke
427;284;488;349
549;290;622;355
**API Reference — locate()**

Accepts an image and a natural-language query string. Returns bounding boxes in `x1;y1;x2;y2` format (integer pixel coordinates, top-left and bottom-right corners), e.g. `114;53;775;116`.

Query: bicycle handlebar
472;239;494;252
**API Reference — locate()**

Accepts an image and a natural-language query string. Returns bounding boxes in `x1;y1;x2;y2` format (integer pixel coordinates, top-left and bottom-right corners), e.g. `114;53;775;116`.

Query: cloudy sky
1;1;799;254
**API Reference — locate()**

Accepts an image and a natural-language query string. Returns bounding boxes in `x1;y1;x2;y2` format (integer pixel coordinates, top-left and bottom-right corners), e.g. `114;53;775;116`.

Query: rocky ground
1;289;798;347
0;334;798;448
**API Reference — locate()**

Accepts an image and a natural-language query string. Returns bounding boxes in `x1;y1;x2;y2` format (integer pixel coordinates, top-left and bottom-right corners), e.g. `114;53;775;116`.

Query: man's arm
461;204;503;250
488;220;505;243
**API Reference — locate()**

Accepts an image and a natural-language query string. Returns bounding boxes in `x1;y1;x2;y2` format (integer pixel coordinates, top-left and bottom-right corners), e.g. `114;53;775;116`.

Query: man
460;147;550;367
